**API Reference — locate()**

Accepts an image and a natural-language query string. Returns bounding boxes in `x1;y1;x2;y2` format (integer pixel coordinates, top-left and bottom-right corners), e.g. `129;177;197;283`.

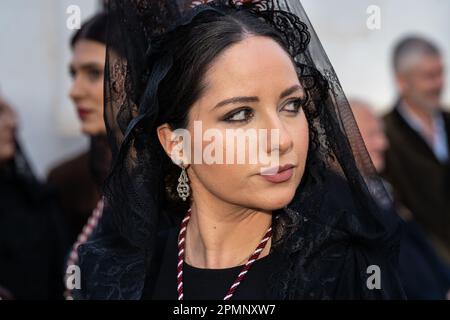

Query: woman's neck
184;199;272;269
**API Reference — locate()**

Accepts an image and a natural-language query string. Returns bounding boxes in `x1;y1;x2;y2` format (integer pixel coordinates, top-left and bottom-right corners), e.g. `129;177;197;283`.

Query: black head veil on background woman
75;0;404;299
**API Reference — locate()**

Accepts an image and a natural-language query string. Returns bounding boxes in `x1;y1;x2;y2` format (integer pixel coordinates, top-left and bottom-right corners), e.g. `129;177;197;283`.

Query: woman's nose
69;75;85;101
263;116;293;156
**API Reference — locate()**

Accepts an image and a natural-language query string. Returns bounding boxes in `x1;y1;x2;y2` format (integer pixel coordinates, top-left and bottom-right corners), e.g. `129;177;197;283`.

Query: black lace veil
76;0;402;299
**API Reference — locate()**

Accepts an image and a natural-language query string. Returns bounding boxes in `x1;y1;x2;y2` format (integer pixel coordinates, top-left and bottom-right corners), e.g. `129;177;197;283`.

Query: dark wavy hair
156;8;287;130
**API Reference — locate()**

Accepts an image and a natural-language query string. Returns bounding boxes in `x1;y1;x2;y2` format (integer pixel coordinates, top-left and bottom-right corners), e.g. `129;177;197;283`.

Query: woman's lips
260;164;294;183
76;108;92;120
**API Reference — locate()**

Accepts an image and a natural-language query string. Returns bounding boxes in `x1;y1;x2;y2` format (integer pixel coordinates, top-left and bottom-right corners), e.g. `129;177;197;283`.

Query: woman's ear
156;123;188;165
157;123;175;158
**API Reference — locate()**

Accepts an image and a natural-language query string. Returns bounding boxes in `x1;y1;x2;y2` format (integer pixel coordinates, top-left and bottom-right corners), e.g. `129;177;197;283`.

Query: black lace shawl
74;0;405;299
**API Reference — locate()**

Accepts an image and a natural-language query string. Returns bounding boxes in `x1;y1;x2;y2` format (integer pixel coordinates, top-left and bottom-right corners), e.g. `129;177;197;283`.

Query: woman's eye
87;69;102;81
69;68;76;79
223;108;254;123
281;98;306;114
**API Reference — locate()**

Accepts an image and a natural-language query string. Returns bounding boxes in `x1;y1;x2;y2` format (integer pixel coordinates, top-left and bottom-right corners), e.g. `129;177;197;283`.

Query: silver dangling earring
177;163;190;201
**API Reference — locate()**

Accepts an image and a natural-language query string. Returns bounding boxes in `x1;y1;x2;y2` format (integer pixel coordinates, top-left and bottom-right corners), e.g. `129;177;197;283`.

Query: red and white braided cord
64;198;104;300
177;208;272;300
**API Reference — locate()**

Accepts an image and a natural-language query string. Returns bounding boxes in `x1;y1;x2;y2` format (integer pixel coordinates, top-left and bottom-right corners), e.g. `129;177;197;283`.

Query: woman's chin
254;188;297;211
80;123;107;136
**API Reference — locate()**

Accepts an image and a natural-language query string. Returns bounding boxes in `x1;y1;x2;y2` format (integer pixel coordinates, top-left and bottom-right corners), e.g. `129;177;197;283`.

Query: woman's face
0;98;17;164
69;39;106;136
160;36;309;211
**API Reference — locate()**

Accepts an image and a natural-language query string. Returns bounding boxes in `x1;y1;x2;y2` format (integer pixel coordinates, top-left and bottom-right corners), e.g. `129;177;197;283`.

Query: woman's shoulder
303;169;402;249
273;170;405;299
274;213;405;299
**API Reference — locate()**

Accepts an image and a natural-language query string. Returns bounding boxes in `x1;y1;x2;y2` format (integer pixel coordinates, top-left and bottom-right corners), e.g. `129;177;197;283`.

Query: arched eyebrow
212;84;302;110
69;62;104;74
279;84;302;99
213;96;259;110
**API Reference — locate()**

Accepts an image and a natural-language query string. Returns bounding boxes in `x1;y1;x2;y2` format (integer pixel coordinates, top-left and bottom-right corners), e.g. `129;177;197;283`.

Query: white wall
0;0;449;178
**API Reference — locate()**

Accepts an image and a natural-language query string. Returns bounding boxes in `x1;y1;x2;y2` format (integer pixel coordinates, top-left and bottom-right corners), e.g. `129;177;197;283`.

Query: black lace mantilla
74;0;405;300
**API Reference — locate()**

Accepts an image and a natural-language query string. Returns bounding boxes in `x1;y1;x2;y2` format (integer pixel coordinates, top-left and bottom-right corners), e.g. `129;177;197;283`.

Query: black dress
146;228;277;300
0;156;69;299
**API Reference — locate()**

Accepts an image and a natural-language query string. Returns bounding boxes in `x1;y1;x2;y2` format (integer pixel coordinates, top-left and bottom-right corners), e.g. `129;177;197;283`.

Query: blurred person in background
47;12;112;246
54;12;121;299
61;8;177;300
350;100;389;173
351;99;450;299
0;95;68;299
383;36;450;265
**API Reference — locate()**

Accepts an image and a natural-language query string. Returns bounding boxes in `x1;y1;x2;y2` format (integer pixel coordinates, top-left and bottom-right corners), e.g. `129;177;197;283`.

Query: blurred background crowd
0;0;449;299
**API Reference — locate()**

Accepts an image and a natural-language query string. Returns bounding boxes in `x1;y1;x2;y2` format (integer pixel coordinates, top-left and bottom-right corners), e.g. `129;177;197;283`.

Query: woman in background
53;12;116;299
47;12;111;246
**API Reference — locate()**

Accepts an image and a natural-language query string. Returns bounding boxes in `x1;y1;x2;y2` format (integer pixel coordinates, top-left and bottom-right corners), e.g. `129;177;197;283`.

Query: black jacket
383;101;450;261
